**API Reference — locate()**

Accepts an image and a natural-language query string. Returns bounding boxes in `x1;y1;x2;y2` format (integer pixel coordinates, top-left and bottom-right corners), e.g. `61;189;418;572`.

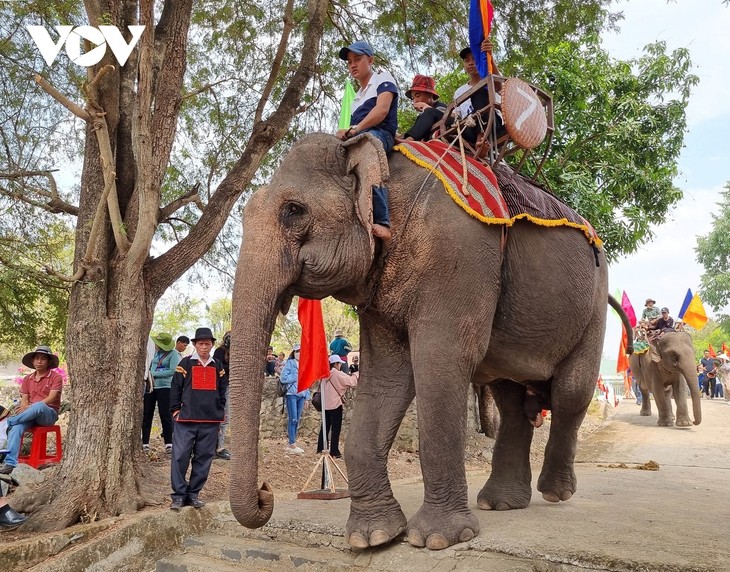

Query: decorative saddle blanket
394;140;602;248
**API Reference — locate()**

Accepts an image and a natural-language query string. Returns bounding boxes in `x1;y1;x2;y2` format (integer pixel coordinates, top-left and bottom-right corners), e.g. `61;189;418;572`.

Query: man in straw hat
169;327;228;510
396;75;447;143
0;345;63;474
641;298;661;322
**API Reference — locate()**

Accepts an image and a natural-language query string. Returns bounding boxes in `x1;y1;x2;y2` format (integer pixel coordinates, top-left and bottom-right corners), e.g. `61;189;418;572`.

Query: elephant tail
608;294;634;355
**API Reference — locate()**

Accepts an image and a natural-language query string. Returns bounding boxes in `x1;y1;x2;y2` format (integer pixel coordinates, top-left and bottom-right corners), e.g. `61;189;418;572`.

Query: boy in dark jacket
169;327;228;510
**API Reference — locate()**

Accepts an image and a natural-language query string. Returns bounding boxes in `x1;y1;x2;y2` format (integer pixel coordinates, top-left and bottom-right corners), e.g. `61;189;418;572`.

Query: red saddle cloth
393;140;602;248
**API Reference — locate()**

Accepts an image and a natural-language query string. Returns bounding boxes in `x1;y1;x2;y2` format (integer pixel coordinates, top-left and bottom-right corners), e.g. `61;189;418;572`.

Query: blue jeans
361;127;394;227
5;402;58;467
285;394;306;445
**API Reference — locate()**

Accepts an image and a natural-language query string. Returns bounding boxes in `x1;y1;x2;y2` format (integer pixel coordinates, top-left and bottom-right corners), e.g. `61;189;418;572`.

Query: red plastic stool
18;425;63;468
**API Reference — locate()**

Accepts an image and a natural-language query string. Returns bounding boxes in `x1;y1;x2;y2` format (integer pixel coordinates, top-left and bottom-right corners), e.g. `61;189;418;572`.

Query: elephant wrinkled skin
229;133;610;550
629;331;702;427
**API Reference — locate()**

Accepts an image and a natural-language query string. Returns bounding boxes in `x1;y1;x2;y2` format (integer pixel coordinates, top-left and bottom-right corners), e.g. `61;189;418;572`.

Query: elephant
628;331;702;427
229;132;617;551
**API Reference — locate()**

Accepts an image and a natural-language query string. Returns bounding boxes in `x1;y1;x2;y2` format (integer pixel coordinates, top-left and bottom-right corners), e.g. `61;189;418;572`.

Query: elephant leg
477;379;534;510
404;328;482;551
345;316;414;549
672;381;692;427
537;347;597;503
639;383;652;416
654;384;675;426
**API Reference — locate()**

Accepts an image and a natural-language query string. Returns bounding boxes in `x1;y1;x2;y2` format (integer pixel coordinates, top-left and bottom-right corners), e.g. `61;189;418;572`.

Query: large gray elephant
229;132;611;551
629;331;701;426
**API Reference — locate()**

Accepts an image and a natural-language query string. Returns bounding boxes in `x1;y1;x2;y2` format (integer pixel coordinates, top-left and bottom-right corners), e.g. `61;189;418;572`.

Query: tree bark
11;0;329;531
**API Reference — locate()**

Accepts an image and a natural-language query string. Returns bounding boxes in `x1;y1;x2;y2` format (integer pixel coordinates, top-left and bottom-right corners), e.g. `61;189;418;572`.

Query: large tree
0;0;696;530
696;184;730;327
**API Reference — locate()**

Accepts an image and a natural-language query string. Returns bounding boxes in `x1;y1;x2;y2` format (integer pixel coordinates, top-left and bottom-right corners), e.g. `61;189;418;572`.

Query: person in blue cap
336;40;398;241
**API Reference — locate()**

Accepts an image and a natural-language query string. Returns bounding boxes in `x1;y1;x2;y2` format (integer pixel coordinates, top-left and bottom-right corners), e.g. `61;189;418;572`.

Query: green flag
338;80;356;130
610;288;622;319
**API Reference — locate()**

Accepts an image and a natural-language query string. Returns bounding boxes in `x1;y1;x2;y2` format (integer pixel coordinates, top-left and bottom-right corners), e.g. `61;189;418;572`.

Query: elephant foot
537;466;577;503
477;475;531;510
657;417;674;427
639;405;652;416
346;504;407;549
406;504;479;550
675;416;693;427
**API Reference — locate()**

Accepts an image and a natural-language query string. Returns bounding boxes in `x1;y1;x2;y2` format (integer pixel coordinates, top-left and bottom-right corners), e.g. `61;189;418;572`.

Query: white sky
600;0;730;360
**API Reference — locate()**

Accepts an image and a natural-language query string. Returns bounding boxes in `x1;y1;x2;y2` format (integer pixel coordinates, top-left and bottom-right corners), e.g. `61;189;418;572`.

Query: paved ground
156;396;730;571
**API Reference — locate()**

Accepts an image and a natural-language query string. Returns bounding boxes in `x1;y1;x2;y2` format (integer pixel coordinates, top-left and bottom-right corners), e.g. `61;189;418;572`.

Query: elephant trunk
682;361;702;426
228;207;296;528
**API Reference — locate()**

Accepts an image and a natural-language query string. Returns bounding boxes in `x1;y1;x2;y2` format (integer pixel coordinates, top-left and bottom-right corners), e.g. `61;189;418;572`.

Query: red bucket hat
406;74;439;100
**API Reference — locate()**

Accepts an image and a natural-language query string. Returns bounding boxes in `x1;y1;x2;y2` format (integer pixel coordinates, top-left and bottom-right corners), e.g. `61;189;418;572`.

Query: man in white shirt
336;40;398;241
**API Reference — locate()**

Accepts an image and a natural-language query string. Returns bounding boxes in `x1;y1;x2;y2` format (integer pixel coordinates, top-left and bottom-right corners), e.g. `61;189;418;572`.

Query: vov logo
27;25;145;67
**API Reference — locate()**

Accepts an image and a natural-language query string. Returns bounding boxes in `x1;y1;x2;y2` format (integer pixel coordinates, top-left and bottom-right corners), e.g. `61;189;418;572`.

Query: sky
600;0;730;361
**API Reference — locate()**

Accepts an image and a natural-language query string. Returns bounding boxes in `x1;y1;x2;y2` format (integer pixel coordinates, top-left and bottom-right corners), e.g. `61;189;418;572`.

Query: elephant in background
228;132;612;551
628;331;701;426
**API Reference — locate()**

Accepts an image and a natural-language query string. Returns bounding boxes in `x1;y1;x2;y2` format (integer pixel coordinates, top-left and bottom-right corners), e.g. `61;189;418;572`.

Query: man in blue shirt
337;40;398;241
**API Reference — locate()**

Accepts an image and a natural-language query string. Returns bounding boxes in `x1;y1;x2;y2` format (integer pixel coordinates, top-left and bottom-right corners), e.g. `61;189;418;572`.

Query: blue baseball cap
339;41;374;60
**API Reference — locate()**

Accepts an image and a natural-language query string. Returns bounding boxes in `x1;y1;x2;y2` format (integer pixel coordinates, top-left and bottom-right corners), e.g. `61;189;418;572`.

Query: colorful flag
708;344;717;358
337;80;356;130
621;291;637;328
468;0;494;78
723;342;729;355
677;288;693;319
683;292;708;330
297;298;330;392
617;326;630;373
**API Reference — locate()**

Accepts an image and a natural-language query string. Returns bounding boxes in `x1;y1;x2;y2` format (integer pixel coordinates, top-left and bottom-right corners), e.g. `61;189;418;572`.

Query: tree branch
254;0;295;125
182;78;235;101
0;171;79;215
158;182;203;222
34;75;91;122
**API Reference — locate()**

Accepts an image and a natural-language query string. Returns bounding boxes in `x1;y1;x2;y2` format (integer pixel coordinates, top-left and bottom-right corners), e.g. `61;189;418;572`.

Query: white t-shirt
454;83;474;118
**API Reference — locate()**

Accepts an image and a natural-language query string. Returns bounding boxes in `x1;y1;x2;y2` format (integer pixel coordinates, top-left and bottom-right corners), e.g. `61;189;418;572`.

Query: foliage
206;297;232;340
152;294;204;339
696;184;730;327
688;319;730;360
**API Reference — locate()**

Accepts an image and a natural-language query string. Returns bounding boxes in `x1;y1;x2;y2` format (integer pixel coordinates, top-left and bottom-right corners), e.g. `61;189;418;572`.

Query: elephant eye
284;201;304;216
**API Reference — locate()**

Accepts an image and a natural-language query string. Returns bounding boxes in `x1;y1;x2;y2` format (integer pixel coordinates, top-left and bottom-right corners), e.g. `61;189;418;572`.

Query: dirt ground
0;402;605;545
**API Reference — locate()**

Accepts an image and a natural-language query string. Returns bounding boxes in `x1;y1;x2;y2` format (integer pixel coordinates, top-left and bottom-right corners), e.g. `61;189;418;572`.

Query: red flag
723;342;729;355
297;298;330;392
616;326;630;373
621;291;637;328
708;344;717;358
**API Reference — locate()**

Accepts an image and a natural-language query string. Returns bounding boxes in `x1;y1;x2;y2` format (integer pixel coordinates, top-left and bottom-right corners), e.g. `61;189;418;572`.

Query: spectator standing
349;355;359;375
213;331;231;460
329;329;353;368
175;335;191;357
700;350;716;398
0;495;25;527
317;355;358;458
0;346;63;474
142;332;180;454
169;327;228;510
265;346;277;377
280;344;310;454
274;352;286;376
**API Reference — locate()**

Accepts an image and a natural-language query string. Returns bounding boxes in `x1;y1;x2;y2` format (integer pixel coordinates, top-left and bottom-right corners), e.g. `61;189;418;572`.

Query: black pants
170;421;218;501
317;406;343;456
702;377;716;397
142;387;173;445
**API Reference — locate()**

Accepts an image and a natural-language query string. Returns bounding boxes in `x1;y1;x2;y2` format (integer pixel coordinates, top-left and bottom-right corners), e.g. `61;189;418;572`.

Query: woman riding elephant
228;132;613;551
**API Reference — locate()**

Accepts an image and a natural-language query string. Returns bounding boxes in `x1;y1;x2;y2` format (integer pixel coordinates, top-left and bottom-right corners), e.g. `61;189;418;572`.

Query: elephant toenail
425;533;450;550
459;528;475;543
406;528;425;547
369;530;390;546
348;531;369;548
477;499;494;510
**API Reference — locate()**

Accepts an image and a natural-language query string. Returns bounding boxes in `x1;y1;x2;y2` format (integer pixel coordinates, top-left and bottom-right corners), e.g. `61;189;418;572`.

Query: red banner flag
722;342;729;355
621;291;637;328
297;298;330;392
708;344;717;358
617;326;630;373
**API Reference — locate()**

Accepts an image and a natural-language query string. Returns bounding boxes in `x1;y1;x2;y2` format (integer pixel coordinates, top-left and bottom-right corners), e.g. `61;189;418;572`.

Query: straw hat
150;332;175;352
21;345;59;370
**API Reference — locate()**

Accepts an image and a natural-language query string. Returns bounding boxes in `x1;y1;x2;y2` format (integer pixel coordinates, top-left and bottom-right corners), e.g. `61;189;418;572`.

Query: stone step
155;534;356;571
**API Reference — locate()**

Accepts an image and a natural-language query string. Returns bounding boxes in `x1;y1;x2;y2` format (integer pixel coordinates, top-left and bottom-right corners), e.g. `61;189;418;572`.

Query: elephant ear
341;133;390;255
649;343;662;363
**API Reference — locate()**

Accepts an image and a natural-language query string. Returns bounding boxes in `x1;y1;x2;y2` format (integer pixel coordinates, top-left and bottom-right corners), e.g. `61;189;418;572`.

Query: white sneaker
142;444;150;452
285;445;304;455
